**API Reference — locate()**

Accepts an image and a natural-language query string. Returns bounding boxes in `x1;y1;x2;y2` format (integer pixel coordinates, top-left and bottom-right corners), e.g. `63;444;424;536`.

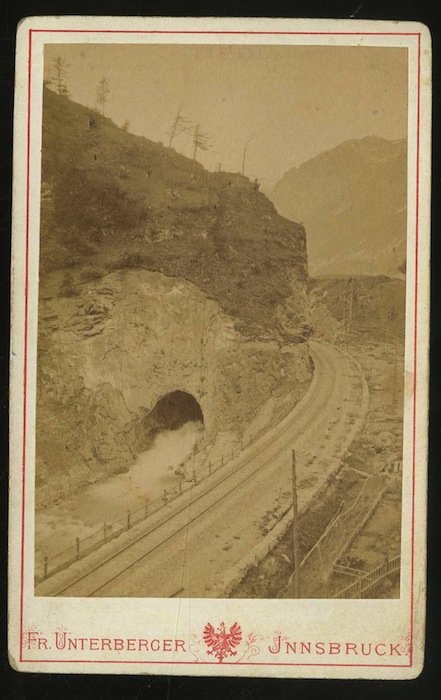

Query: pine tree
52;56;70;97
167;107;193;148
96;78;110;116
192;124;211;161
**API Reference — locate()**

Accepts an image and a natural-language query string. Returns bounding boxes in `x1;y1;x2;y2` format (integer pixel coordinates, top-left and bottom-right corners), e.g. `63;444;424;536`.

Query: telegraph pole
241;135;254;176
392;338;398;412
168;105;182;148
347;277;354;334
192;124;199;160
291;449;301;598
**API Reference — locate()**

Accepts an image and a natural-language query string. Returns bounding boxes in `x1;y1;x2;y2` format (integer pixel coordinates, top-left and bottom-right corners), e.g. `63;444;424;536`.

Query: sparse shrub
59;254;82;269
40;179;56;231
80;268;103;282
54;166;148;234
59;272;80;297
64;226;96;258
110;253;146;270
142;256;156;268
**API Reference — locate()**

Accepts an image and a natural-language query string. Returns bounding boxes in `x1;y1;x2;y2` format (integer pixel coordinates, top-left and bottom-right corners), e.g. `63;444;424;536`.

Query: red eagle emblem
203;621;242;663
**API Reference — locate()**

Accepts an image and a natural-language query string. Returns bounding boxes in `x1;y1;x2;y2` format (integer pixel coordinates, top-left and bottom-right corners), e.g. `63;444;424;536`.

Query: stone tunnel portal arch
144;390;204;439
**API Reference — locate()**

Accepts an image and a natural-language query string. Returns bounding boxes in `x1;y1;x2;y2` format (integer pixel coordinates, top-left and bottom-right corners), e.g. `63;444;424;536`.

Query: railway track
37;341;368;598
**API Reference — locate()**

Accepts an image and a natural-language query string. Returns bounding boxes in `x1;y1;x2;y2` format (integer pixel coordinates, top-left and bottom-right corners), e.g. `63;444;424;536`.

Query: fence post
291;450;301;598
317;541;323;567
44;556;49;579
76;537;80;561
127;511;131;530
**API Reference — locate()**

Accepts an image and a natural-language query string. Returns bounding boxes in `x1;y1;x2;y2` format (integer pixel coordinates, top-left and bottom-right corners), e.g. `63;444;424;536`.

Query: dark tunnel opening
142;391;204;443
151;390;204;429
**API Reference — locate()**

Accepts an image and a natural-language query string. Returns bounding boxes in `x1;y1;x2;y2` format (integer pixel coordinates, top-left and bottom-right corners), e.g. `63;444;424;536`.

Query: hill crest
40;88;309;341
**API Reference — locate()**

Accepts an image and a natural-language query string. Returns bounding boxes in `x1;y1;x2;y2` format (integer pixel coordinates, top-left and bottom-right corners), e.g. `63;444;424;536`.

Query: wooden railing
333;555;401;598
284;472;388;597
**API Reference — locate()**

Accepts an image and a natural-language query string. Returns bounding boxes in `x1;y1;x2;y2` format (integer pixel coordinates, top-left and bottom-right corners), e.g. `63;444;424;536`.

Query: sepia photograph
34;42;407;600
8;15;431;679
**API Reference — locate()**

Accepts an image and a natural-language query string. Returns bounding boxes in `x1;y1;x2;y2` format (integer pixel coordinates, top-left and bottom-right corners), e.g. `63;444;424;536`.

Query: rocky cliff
37;270;312;505
36;89;312;506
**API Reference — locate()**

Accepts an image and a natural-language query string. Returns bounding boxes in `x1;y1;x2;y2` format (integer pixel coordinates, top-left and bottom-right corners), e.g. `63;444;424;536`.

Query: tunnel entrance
141;391;204;445
131;391;204;500
150;391;204;430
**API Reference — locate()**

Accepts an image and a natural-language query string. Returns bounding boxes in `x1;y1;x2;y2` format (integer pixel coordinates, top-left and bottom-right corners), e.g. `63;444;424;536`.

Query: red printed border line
31;29;421;35
21;660;414;667
19;27;422;668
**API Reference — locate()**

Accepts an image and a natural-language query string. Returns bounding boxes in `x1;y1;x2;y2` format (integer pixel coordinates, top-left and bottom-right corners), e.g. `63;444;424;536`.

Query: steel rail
44;342;362;598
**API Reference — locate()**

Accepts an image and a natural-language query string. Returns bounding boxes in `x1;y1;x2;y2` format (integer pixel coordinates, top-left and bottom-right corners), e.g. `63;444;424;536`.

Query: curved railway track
37;340;368;598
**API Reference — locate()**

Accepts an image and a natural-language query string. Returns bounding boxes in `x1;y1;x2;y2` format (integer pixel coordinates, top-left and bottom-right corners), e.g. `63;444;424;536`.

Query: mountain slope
270;136;407;277
40;88;309;341
35;88;314;505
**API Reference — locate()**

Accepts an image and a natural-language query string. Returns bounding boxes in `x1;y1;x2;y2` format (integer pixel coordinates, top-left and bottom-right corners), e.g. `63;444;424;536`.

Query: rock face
270;137;407;277
36;89;313;507
36;271;312;506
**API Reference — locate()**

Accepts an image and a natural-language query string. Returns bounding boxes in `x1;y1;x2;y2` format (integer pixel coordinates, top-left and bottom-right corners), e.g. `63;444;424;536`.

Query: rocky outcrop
36;270;312;506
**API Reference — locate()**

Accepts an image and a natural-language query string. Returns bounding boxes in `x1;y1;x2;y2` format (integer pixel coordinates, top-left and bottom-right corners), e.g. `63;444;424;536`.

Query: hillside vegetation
308;275;405;343
40;88;308;340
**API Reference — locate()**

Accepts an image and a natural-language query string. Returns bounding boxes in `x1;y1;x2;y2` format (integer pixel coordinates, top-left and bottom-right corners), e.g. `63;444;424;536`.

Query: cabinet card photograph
9;16;431;678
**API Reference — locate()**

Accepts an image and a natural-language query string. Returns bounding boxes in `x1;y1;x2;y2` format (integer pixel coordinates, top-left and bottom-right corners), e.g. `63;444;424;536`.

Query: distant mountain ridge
270;136;407;277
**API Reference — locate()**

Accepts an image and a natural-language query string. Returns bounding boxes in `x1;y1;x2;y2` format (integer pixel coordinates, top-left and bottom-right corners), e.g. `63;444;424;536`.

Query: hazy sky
44;44;408;184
